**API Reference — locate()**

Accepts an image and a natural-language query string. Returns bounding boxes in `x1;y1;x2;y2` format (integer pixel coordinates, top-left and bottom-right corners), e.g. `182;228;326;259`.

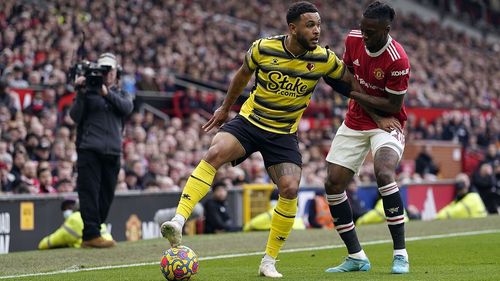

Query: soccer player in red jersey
323;1;410;274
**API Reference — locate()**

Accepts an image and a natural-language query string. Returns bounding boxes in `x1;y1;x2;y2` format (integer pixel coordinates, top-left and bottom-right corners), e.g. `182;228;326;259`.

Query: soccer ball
160;245;199;281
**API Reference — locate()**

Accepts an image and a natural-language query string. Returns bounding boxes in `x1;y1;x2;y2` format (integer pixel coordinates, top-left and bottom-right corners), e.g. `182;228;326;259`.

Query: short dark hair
212;181;227;192
60;198;77;211
363;1;395;23
286;1;319;24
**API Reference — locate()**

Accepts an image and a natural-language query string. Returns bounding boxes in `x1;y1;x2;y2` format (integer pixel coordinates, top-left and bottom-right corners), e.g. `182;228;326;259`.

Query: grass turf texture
1;216;499;280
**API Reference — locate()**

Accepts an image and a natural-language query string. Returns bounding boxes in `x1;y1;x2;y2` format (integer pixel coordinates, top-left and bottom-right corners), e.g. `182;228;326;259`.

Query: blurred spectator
203;182;241;234
13;182;31;194
33;138;51;162
436;173;487;219
38;198;113;250
9;64;28;88
144;180;161;193
37;168;56;193
157;176;180;192
0;152;13;173
129;160;146;189
10;148;27;181
472;163;498;214
0;79;16;115
142;155;164;187
136;67;160;91
16;160;38;193
24;133;39;159
415;145;440;179
482;144;499;167
55;178;75;193
53;160;74;183
115;168;128;192
441;112;470;146
125;170;141;190
0;160;15;192
346;180;368;222
306;190;334;229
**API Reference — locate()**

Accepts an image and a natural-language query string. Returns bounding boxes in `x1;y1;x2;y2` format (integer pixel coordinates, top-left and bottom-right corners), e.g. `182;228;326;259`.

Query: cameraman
69;53;133;248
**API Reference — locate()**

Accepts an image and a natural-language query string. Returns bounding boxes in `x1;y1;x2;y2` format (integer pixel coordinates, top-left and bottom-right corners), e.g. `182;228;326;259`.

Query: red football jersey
343;30;410;130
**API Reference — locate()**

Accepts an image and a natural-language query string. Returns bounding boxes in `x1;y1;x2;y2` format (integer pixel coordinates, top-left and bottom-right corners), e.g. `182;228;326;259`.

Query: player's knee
278;178;299;199
375;169;395;186
204;145;228;168
324;176;345;194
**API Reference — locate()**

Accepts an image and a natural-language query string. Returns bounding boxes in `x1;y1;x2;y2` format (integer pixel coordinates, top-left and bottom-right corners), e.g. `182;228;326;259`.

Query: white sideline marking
1;229;499;279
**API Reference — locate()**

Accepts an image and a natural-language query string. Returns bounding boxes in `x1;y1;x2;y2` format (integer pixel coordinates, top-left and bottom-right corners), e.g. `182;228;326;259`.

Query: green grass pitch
1;216;499;280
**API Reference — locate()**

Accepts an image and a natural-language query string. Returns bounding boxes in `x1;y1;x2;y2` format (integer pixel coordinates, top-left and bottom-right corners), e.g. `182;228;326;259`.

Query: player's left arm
350;59;410;114
350;88;404;114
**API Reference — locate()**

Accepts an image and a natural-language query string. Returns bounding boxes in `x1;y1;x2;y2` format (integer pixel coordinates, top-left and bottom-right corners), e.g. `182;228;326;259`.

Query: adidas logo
353;59;360;66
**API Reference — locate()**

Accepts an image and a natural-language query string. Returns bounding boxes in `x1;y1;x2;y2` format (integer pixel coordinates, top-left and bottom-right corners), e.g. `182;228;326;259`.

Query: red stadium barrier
10;88;75;113
407;183;455;220
405;107;494;124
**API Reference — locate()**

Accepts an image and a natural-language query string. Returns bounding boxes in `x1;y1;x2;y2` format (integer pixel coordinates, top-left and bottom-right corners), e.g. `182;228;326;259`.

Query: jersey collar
282;35;308;58
365;35;392;57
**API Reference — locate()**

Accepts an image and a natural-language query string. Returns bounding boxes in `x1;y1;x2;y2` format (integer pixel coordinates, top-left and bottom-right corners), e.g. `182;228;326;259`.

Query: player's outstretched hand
202;107;229;133
374;116;402;133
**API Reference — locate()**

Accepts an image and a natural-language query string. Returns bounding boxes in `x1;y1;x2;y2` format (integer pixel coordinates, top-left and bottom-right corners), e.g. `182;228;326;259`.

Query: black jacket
203;199;232;234
69;86;133;155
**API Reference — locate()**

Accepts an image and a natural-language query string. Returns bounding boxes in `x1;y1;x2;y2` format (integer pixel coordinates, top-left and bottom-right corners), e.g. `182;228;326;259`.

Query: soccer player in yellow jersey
161;1;362;277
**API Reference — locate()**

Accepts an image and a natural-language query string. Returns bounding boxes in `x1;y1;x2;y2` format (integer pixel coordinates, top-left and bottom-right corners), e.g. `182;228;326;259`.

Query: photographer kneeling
70;53;133;248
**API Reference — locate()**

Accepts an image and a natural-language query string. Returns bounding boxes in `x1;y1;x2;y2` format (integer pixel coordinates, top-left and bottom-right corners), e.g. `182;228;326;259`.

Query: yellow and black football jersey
240;35;345;134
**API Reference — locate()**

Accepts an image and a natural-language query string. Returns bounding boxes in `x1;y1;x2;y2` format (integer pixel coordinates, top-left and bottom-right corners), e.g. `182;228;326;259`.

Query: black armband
323;76;351;98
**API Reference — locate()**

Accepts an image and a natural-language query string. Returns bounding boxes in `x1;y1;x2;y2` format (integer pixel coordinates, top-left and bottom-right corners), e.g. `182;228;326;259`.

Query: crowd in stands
416;0;500;34
0;0;498;206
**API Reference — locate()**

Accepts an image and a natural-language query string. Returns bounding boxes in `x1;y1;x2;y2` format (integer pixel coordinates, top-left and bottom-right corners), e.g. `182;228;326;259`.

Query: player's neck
285;36;307;57
368;35;389;53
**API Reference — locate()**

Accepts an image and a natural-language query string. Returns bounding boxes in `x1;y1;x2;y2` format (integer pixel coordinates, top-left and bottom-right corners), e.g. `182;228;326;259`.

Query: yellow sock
176;160;216;219
265;196;298;259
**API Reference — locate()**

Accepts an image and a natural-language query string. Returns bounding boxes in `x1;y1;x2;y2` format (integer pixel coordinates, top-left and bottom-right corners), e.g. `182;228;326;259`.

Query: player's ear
288;22;297;36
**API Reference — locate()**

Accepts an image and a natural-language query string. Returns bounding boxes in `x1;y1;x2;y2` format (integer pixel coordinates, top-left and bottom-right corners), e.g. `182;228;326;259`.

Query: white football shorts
326;122;405;174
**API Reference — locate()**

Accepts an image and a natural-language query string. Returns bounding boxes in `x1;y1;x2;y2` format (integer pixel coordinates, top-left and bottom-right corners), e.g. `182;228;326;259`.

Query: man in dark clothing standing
415;145;439;178
69;53;133;248
203;182;241;234
472;162;498;214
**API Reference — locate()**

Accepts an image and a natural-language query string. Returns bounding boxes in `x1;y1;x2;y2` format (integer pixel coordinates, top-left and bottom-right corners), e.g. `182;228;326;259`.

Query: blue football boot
325;257;371;273
391;255;410;274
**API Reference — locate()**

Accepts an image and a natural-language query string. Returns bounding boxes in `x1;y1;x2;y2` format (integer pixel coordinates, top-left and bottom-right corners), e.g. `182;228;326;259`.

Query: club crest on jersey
373;68;384;80
271;58;279;65
306;63;315;71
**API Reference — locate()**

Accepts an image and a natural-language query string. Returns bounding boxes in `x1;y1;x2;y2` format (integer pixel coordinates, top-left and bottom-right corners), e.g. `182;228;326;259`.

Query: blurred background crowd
0;0;498;204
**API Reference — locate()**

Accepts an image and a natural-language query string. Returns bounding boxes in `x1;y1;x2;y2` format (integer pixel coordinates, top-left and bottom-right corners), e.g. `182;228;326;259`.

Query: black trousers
76;149;120;240
479;191;500;214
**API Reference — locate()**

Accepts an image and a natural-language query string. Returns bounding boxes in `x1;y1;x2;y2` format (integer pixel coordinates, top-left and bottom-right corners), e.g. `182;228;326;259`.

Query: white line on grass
1;229;499;279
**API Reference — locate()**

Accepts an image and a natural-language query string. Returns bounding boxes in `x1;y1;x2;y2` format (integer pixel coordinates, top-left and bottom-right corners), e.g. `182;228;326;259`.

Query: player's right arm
202;41;258;132
326;69;401;132
202;63;253;133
